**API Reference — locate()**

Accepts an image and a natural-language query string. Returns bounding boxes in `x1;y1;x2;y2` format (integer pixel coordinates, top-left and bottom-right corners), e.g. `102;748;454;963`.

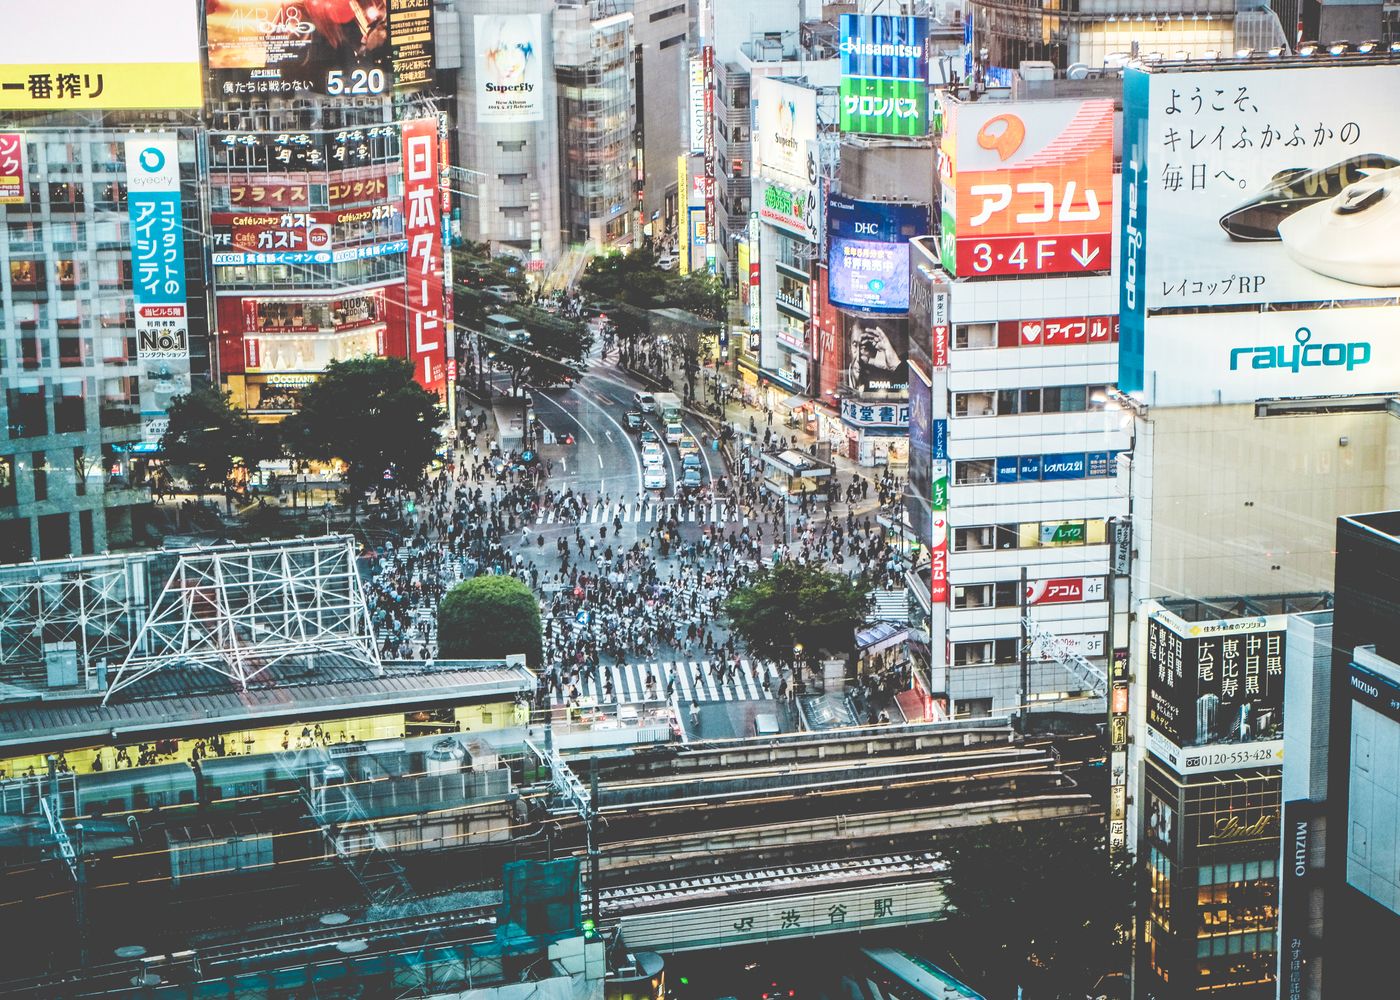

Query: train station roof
0;657;534;754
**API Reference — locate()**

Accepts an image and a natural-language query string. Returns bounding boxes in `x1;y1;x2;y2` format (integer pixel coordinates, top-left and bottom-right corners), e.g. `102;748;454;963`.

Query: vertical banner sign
688;57;706;155
1108;648;1130;854
0;133;25;204
1279;799;1318;999
388;0;437;91
125;138;188;361
402;119;445;396
839;15;929;137
702;45;716;272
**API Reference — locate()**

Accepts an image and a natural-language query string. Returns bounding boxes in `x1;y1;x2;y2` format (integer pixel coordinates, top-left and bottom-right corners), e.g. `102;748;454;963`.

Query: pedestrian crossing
542;659;783;706
534;501;749;526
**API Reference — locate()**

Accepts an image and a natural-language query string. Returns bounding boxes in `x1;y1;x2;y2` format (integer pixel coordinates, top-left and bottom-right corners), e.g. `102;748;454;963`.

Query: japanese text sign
402;118;445;396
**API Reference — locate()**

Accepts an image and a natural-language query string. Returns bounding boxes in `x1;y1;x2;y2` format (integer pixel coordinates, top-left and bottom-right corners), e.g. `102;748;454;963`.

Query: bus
858;948;985;1000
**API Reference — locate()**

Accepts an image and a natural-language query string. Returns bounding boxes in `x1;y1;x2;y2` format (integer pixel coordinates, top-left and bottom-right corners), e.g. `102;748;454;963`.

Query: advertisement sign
688;58;706;155
125;139;188;362
754;77;817;185
402;118;445;395
1025;576;1105;606
907;360;933;550
828;197;928;313
474;14;543;122
939;96;1114;278
1120;64;1400;319
1128;304;1400;407
907;245;950;375
208;0;427;97
929;513;947;605
0;0;201;110
1146;609;1287;772
812;265;844;405
839;398;909;428
212;205;401;257
843;314;908;393
838;14;929;137
758;178;817;241
988;451;1117;483
1032;631;1105;661
0;133;24;204
995;315;1118;348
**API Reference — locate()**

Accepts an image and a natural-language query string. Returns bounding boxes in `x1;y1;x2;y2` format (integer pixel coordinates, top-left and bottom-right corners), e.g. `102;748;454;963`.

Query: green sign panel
932;475;948;513
839;77;928;137
1040;522;1085;545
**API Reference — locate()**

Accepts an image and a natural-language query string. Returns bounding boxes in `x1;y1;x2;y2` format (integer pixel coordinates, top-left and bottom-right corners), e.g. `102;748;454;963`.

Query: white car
633;391;657;413
641;441;665;466
643;467;667;490
656;253;677;271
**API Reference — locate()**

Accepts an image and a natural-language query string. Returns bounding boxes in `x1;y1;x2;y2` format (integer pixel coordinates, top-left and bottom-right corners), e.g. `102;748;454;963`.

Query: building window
7;385;47;438
952;524;1018;551
0;456;15;506
73;447;88;497
953;391;995;417
953;322;996;349
9;259;42;288
32;451;47;502
955;459;995;485
952;638;1018;666
955;698;994;718
54;381;86;433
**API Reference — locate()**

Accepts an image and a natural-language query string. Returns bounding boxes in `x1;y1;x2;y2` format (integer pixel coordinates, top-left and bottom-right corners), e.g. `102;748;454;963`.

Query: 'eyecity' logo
1229;327;1371;374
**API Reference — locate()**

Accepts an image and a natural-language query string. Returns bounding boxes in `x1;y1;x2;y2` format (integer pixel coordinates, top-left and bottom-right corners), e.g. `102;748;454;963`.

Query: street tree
160;386;278;497
933;819;1136;999
489;304;593;392
724;562;869;669
438;575;543;666
281;357;442;507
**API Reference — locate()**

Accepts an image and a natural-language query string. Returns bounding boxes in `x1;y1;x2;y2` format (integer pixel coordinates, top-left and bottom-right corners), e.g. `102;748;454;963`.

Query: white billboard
688;57;706;155
474;15;544;123
1134;304;1400;406
1123;63;1400;313
754;76;817;186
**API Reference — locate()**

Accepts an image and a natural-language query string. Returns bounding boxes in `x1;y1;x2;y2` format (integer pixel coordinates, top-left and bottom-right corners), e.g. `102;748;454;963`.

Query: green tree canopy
724;562;869;666
438;575;542;667
579;249;726;320
489;304;593;391
160;386;278;496
935;819;1135;999
281;356;443;503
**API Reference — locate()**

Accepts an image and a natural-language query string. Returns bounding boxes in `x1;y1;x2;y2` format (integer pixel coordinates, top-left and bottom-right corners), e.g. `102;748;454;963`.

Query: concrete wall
1138;404;1400;599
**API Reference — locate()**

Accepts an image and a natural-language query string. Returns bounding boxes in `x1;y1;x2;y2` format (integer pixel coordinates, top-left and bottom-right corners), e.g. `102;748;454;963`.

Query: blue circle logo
138;146;165;173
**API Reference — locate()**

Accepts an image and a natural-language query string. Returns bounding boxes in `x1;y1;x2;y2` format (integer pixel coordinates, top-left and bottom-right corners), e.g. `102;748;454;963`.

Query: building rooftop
0;656;534;753
1342;510;1400;543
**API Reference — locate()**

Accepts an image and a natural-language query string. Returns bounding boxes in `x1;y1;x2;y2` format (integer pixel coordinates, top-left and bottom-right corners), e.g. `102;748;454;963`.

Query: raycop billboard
208;0;436;98
827;196;928;313
1144;608;1287;776
1121;62;1400;397
838;14;929;138
938;95;1114;278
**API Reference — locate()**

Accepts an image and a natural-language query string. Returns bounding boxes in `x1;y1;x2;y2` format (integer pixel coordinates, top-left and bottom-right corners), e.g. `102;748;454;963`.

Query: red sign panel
931;323;949;368
329;171;391;208
930;515;948;605
1025;576;1104;605
941;98;1115;278
996;315;1119;348
402;118;445;396
0;133;26;205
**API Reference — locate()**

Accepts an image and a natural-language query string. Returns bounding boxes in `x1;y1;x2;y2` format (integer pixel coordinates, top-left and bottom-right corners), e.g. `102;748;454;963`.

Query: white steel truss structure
102;536;380;704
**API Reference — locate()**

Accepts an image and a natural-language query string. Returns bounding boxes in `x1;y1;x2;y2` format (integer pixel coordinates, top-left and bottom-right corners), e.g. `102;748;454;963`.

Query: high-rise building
0;1;207;559
625;0;692;231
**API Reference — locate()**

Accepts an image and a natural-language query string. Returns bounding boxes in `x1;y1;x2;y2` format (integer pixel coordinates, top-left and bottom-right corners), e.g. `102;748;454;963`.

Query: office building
625;0;692;230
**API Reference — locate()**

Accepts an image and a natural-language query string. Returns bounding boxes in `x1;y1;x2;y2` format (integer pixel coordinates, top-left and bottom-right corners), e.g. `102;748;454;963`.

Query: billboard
1145;608;1287;776
754;77;817;185
208;0;430;97
125;138;188;361
474;14;544;123
843;314;907;393
0;133;25;204
939;96;1114;278
757;178;817;241
907;360;933;549
688;58;706;155
1025;576;1105;606
907;241;950;373
402;118;446;396
839;14;928;137
212;205;403;260
1131;304;1400;406
0;0;201;110
827;197;928;313
1121;64;1400;318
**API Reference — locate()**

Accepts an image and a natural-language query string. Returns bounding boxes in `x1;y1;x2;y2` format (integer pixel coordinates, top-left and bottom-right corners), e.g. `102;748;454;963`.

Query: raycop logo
1229;327;1371;374
839;38;924;59
1123;154;1142;312
138;146;165;174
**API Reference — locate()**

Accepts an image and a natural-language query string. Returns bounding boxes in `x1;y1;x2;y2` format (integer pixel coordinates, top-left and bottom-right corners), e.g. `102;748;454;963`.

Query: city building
439;0;564;262
0;1;207;559
625;0;693;231
905;82;1128;723
555;2;639;248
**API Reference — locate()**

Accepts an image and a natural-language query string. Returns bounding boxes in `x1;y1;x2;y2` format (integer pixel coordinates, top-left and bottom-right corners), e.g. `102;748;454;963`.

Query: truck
654;392;684;443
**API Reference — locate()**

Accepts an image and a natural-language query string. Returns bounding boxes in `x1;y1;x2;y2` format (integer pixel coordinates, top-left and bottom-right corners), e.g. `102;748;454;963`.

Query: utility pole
588;767;601;932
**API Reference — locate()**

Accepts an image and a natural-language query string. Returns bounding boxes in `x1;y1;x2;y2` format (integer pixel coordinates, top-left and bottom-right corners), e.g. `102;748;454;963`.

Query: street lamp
792;642;804;677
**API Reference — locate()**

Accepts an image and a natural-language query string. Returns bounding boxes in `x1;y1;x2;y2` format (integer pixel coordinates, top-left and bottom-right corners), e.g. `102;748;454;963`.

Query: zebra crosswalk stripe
546;659;779;707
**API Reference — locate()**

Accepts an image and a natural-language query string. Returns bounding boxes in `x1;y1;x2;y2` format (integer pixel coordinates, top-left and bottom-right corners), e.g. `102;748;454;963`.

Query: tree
489;304;593;392
933;819;1136;999
724;562;869;668
438;575;542;666
160;386;277;497
281;357;443;507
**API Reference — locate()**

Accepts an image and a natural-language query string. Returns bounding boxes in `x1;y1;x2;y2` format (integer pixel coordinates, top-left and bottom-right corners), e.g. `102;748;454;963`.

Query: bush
438;575;542;667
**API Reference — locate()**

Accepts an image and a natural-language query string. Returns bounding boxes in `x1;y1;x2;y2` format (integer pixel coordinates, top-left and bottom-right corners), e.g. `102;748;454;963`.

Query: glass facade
0;128;207;560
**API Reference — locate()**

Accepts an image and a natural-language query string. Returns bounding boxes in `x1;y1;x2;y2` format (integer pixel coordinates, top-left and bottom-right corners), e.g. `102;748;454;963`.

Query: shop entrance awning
782;394;808;410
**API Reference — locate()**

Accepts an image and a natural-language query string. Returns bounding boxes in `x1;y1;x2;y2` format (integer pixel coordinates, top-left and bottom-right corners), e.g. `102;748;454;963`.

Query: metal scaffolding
101;536;380;704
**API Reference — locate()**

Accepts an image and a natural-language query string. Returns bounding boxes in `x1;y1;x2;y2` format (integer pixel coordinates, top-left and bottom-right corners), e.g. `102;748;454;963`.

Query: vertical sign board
1108;649;1130;854
402;118;446;397
688;57;706;155
702;45;716;272
1279;798;1319;1000
126;138;188;362
0;133;25;204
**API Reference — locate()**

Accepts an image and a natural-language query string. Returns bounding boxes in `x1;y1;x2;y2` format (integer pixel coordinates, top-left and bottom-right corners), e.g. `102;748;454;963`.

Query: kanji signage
0;133;24;204
402;118;446;396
